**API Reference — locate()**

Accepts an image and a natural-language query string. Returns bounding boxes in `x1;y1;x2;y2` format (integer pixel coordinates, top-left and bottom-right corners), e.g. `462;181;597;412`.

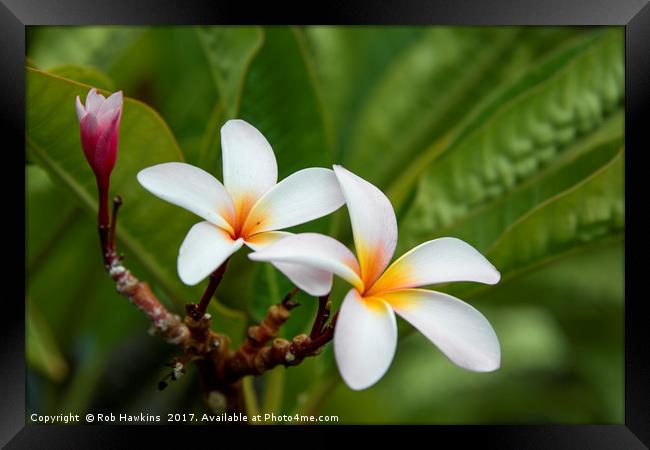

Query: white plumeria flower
250;165;501;390
137;119;345;287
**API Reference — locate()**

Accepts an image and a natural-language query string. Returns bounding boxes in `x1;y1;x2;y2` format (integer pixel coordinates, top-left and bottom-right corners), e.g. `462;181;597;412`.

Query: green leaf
485;151;624;287
27;299;69;382
304;26;425;161
237;26;333;180
392;29;623;215
26;164;78;274
399;121;623;254
327;27;588;190
28;27;144;72
48;64;115;91
196;26;264;118
26;67;199;306
117;28;220;167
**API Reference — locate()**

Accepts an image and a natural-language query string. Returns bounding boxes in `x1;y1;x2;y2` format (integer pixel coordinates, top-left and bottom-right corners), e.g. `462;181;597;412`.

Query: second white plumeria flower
137;119;345;287
250;165;501;390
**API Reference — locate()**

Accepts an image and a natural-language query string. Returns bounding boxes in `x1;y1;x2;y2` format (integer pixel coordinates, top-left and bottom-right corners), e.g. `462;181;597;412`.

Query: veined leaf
335;27;588;189
196;26;264;118
485;151;624;286
399;119;623;254
237;26;332;180
396;29;623;232
123;28;221;167
305;26;425;161
26;67;199;305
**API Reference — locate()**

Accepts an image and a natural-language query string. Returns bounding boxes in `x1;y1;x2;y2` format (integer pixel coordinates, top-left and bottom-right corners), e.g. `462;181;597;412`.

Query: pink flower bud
76;88;123;226
76;88;123;188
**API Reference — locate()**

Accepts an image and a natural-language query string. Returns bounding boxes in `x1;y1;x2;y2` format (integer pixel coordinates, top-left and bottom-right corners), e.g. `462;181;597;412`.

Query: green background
26;26;624;423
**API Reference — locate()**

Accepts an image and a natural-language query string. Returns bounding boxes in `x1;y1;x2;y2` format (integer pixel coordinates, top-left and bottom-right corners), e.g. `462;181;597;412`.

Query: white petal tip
178;272;203;286
343;378;377;391
221;118;247;131
75;96;85;121
466;358;501;372
487;268;501;285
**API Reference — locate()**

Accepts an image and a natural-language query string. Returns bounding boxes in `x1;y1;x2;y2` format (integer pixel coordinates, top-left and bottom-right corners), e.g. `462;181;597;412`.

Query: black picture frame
3;0;648;447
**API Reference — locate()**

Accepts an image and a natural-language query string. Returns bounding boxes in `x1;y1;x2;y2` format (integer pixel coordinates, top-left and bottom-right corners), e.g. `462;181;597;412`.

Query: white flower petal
244;231;334;296
275;262;334;297
75;96;85;122
248;232;363;292
221;119;278;219
333;165;397;289
381;289;500;372
137;162;235;234
369;237;500;295
242;168;344;236
334;289;397;390
85;88;105;114
244;230;293;251
178;221;244;285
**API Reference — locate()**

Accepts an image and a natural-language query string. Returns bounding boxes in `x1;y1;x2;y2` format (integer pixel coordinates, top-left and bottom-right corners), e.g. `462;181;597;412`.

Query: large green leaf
48;64;115;91
26;164;78;274
394;29;623;221
193;26;263;169
304;26;425;161
485;151;624;287
28;27;144;72
115;28;220;167
399;125;623;254
196;26;264;118
314;27;587;189
26;67;200;306
237;26;332;179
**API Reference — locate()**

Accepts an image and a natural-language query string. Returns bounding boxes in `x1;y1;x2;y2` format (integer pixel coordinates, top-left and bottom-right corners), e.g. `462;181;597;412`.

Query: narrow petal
241;168;345;237
75;96;85;122
137;162;235;234
221;119;278;220
97;90;123;116
381;289;500;372
85;88;105;114
334;289;397;390
248;233;363;292
178;221;244;285
97;93;123;129
333;165;397;289
368;237;500;295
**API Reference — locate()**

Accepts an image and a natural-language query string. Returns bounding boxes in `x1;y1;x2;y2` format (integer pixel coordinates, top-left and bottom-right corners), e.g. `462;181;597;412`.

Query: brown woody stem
94;194;340;418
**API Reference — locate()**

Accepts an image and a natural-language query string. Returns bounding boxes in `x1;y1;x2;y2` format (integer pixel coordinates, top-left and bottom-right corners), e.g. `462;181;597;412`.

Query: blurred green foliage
25;25;624;424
